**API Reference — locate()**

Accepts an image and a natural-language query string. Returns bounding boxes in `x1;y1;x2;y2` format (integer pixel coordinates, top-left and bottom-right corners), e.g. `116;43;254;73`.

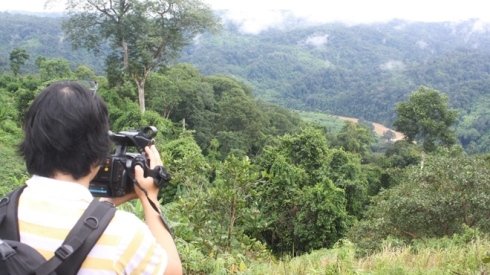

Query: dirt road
337;116;405;141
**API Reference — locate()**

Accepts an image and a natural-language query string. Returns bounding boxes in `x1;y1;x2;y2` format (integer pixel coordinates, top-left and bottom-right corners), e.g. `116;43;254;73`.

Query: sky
2;0;489;34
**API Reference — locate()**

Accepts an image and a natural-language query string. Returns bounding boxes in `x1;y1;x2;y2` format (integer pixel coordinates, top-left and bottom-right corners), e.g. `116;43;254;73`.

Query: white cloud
206;0;490;34
471;19;490;33
3;0;490;35
380;60;405;71
221;10;287;34
192;33;203;45
304;34;329;47
416;40;428;49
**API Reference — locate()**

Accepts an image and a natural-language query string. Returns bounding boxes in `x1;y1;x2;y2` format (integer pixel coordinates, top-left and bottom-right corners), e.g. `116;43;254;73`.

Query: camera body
89;126;157;197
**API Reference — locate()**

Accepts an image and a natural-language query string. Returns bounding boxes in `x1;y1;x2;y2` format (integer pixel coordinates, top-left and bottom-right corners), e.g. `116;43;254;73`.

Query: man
17;81;182;274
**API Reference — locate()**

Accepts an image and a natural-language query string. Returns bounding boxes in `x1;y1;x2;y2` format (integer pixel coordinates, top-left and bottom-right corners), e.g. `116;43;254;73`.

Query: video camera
89;126;171;197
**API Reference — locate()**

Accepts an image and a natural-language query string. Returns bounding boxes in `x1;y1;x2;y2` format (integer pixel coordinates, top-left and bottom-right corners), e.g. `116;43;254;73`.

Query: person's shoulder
108;209;168;274
101;209;146;236
112;209;145;226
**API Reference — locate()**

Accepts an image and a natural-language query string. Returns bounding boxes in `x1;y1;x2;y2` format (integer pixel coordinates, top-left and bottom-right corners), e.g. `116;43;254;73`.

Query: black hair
18;81;111;180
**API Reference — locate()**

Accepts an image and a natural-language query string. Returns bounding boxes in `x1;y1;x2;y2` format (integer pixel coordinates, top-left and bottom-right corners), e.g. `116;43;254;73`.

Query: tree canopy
58;0;221;112
393;86;458;152
9;48;30;77
5;11;490;272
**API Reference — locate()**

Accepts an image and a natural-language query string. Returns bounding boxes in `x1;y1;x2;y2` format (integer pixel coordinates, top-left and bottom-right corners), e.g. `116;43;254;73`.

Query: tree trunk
132;68;151;113
135;79;146;113
121;37;129;68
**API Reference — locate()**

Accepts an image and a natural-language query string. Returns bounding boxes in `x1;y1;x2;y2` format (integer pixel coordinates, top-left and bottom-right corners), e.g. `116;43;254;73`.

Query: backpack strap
0;185;28;241
0;186;116;274
35;200;116;275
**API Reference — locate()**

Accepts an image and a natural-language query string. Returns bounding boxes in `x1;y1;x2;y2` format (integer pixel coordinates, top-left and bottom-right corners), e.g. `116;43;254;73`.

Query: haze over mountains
179;15;490;152
1;11;490;152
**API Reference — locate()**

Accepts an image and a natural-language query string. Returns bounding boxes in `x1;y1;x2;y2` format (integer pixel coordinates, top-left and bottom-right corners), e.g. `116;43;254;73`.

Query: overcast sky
2;0;489;34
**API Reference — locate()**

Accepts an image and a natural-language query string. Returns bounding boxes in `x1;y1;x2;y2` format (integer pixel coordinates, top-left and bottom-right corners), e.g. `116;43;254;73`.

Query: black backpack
0;185;117;275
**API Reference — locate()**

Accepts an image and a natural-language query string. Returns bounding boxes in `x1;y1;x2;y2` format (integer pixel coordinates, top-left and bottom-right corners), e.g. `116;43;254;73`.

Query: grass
241;237;490;275
297;111;346;133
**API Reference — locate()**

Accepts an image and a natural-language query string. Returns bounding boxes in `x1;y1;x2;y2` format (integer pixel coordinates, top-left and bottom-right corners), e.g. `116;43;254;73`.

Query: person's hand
134;145;163;200
100;145;164;205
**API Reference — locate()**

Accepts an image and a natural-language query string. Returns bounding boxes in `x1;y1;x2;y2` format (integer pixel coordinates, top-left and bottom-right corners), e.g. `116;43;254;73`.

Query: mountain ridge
1;12;489;152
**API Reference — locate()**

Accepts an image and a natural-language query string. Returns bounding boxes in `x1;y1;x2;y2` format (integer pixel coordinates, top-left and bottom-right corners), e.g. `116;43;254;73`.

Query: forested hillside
2;12;490;152
180;19;490;152
3;8;490;274
0;12;104;74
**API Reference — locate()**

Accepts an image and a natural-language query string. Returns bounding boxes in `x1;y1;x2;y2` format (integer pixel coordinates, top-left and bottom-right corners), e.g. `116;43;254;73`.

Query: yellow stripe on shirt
115;226;146;274
19;220;122;246
18;177;168;274
19;220;71;240
32;248;116;272
130;242;157;275
81;256;118;270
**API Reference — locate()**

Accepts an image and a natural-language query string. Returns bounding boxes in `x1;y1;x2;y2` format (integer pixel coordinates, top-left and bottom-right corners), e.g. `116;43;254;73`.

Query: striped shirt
17;175;167;274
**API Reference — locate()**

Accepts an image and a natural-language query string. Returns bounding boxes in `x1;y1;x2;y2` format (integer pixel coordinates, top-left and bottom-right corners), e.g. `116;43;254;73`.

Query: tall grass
242;236;490;275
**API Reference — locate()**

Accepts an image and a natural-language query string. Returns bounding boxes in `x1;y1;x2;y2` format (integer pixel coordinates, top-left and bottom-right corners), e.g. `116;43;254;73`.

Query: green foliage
0;13;104;75
0;95;26;195
163;154;270;273
159;130;209;203
362;164;384;196
5;14;490;151
254;126;353;254
214;89;266;156
74;65;96;80
180;21;490;153
298;111;346;134
382;130;396;141
39;58;74;81
383;140;422;168
328;149;369;218
9;47;30;76
245;231;490;274
257;101;304;137
148;64;218;149
14;88;37;124
97;85;142;132
146;71;182;120
3;30;490;270
146;67;304;159
335;121;375;158
350;148;490;255
0;101;6;122
62;0;221;111
393;86;459;152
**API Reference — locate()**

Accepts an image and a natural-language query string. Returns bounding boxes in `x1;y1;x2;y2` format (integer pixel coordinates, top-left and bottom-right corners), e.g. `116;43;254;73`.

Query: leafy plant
350;147;490;255
254;126;353;255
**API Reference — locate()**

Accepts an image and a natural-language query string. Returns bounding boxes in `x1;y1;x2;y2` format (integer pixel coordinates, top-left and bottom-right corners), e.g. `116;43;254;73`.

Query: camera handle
122;164;172;234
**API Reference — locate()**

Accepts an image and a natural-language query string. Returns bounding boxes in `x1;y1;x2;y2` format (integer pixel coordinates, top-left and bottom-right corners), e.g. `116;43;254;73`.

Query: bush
350;148;490;255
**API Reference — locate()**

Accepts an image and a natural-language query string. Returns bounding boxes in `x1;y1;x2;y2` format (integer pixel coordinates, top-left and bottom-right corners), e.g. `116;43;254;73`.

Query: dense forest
3;12;490;152
2;8;490;274
179;18;490;153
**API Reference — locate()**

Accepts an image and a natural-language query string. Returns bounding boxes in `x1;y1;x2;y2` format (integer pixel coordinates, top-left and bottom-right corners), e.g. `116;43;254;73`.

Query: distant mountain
179;18;490;152
1;12;490;152
0;12;104;75
0;10;63;17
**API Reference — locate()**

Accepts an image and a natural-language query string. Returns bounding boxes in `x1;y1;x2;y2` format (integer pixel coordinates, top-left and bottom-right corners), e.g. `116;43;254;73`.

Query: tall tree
57;0;220;112
393;86;459;152
336;121;374;157
9;48;30;77
254;126;351;254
